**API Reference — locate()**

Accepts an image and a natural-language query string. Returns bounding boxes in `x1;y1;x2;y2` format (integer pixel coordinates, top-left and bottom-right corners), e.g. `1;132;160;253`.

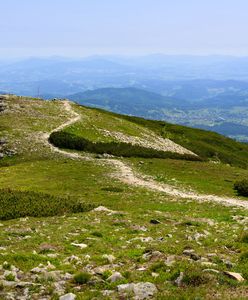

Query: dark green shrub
239;232;248;243
0;189;94;220
49;131;200;161
91;231;103;237
102;270;112;280
234;179;248;197
5;274;15;281
182;267;210;286
73;272;91;284
101;186;124;192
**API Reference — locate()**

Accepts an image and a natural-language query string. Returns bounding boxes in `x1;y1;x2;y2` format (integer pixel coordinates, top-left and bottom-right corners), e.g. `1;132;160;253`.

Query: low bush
73;272;91;284
234;179;248;197
239;232;248;243
101;186;124;193
182;267;210;286
49;131;200;161
0;189;94;220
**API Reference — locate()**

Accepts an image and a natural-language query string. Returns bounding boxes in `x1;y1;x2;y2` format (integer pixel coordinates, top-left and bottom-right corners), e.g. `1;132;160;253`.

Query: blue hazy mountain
1;55;248;141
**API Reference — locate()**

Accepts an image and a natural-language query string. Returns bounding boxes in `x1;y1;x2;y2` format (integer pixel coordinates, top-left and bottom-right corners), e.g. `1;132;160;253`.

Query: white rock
93;206;114;213
47;261;56;270
200;262;217;267
71;243;87;249
59;293;76;300
107;272;124;283
202;269;220;274
133;282;158;299
30;267;44;274
165;255;176;266
224;271;245;282
117;283;134;294
117;282;157;299
175;272;184;287
64;255;80;263
102;254;116;263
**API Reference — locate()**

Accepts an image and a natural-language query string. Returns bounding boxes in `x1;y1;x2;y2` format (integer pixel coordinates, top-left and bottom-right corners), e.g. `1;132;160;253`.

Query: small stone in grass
59;293;76;300
150;219;161;224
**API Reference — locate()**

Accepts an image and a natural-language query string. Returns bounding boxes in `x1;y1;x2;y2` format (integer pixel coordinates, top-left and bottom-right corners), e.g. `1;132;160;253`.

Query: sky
0;0;248;58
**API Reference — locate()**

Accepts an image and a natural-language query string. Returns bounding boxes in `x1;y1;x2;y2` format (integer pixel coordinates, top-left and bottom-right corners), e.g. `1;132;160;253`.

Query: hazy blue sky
0;0;248;58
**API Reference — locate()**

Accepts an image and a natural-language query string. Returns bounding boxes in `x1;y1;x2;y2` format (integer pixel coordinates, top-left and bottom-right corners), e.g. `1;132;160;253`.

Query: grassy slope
95;109;248;168
128;158;248;198
62;105;152;142
0;96;248;299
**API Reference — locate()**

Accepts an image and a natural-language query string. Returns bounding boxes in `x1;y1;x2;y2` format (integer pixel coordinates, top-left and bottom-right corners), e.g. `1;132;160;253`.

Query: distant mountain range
68;87;188;113
68;86;248;142
0;55;247;141
2;55;248;96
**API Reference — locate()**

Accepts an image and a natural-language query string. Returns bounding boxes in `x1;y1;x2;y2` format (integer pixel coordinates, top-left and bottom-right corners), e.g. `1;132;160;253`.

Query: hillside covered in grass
52;104;248;168
0;95;248;300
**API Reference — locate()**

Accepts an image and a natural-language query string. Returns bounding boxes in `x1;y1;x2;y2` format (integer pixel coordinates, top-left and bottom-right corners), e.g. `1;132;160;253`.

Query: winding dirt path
42;101;89;160
45;101;248;209
109;159;248;209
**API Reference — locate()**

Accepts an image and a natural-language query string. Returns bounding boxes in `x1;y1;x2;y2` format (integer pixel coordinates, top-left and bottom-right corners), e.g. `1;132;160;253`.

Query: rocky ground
0;96;247;299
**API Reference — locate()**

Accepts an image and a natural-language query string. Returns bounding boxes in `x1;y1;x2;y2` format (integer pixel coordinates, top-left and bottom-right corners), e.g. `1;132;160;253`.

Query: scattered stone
107;272;124;283
1;280;17;287
150;219;161;224
222;259;234;268
190;253;201;261
71;243;87;249
47;261;56;270
133;282;158;299
140;237;153;243
94;266;109;275
117;282;157;299
165;255;176;266
131;225;148;232
59;293;76;300
102;290;115;296
200;261;217;267
142;250;162;261
183;249;200;260
54;280;66;295
223;271;245;282
42;270;61;281
64;255;81;263
117;283;134;294
175;272;184;287
102;254;116;264
93;206;114;213
47;253;58;258
39;243;57;252
31;266;45;274
183;249;195;256
193;232;206;241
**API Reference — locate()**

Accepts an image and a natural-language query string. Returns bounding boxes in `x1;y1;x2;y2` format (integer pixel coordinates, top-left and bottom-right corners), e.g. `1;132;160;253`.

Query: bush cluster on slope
49;131;200;161
0;189;94;220
234;180;248;197
103;109;248;168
